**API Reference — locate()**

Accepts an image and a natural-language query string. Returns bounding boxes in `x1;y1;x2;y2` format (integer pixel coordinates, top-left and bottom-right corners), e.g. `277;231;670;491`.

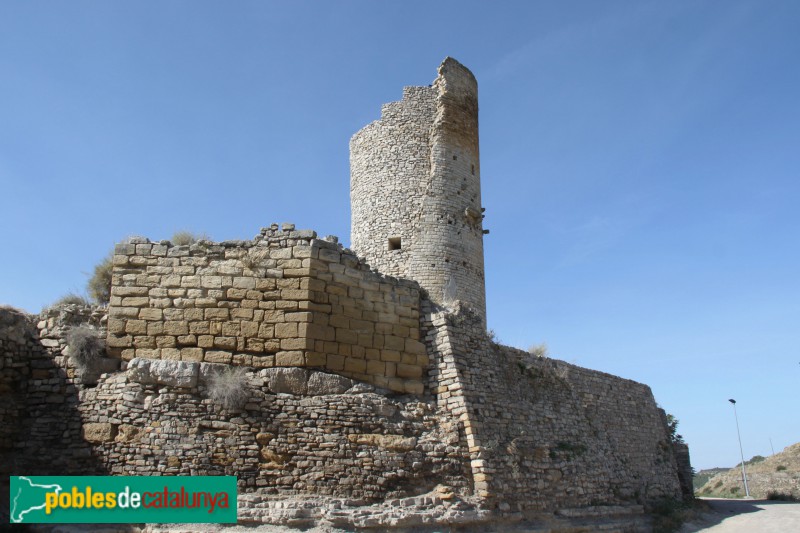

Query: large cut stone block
263;367;308;395
127;357;199;387
83;422;117;443
307;371;354;395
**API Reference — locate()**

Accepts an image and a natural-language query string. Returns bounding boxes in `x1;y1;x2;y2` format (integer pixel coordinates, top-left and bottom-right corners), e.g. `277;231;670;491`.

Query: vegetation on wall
65;326;105;371
170;230;210;246
208;366;250;410
665;413;686;445
83;231;211;306
51;293;92;308
87;254;113;305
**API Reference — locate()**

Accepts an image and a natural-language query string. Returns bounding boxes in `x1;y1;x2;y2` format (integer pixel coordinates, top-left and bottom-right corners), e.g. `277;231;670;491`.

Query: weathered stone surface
198;362;226;383
265;367;308;395
126;357;198;387
347;382;377;394
307;371;353;395
82;422;116;443
115;424;141;443
256;432;275;445
78;357;121;385
348;433;417;452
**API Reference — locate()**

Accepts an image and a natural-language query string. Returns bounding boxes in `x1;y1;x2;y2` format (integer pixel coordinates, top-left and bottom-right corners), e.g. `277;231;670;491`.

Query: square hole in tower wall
388;237;402;251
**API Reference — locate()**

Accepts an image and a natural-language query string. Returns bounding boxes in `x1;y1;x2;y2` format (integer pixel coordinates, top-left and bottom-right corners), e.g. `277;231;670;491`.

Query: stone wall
350;85;435;280
351;58;487;325
1;56;694;530
423;305;686;515
1;301;689;529
0;306;472;515
83;359;471;500
0;305;111;523
107;225;427;394
673;441;694;500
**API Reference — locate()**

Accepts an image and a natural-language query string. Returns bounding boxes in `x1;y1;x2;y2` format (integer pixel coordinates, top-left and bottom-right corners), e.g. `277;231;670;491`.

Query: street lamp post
728;399;751;498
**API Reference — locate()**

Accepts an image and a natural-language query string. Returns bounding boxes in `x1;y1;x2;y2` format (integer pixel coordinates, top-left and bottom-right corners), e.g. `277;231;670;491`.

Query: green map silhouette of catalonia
10;476;63;523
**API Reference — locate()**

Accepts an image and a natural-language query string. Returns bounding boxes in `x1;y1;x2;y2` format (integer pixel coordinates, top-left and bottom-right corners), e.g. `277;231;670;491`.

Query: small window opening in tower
471;164;475;175
453;155;457;160
388;237;402;251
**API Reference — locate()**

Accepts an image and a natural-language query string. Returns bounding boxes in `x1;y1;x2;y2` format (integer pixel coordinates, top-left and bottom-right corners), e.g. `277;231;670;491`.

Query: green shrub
665;413;686;445
650;497;695;533
208;367;249;410
767;491;797;501
65;326;105;370
776;465;787;472
549;441;587;460
87;254;113;305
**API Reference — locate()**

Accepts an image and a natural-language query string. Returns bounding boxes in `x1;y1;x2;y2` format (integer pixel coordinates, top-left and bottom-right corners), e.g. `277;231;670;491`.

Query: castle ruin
351;58;486;324
1;58;692;530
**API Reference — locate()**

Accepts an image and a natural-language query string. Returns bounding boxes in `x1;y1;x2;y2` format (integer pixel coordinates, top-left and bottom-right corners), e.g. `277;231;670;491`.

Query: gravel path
681;498;800;532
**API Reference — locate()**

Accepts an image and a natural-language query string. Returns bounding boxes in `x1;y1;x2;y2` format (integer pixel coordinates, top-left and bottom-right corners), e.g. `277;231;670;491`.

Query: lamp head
728;399;736;404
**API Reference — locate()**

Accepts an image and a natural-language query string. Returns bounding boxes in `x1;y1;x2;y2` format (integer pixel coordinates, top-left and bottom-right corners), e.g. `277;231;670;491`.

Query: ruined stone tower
350;57;487;325
2;56;692;528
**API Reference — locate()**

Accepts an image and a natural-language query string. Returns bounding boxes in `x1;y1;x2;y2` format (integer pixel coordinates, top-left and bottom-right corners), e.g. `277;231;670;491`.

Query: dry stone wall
0;305;473;517
422;305;688;515
350;86;436;280
351;58;487;326
107;224;427;394
83;359;471;500
1;300;690;528
0;305;112;523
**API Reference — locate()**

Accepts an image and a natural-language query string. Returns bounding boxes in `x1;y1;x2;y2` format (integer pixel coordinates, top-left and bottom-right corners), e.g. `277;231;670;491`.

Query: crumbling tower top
350;57;486;325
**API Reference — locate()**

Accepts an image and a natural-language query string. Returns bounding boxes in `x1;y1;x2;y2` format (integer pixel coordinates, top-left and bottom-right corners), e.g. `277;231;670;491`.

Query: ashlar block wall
107;225;428;394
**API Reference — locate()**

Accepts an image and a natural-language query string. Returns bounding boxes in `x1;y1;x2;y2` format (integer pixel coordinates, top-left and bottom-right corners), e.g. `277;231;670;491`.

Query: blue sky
1;1;798;471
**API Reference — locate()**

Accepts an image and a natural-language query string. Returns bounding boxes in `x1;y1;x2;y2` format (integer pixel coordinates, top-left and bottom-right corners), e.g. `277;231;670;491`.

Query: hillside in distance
693;468;729;490
696;442;800;499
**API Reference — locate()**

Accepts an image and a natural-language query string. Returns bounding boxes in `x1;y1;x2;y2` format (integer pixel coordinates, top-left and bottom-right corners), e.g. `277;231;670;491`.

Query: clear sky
1;1;798;471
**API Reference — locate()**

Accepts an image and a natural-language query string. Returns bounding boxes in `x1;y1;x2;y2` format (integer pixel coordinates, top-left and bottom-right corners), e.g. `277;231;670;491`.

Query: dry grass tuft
208;366;250;410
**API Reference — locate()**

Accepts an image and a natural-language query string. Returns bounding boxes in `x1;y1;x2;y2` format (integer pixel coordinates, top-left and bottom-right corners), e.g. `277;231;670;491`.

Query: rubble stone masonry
351;58;487;326
2;302;690;528
1;58;691;530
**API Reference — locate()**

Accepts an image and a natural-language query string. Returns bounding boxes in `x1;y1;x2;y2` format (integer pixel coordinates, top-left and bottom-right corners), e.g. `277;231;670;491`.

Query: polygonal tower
350;57;486;325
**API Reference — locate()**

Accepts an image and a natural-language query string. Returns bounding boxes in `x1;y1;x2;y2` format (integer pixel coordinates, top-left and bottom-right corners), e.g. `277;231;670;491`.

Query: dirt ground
680;498;800;532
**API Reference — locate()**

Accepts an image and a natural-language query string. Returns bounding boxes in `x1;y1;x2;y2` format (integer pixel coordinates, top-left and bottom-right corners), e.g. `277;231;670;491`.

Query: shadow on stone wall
0;305;110;524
